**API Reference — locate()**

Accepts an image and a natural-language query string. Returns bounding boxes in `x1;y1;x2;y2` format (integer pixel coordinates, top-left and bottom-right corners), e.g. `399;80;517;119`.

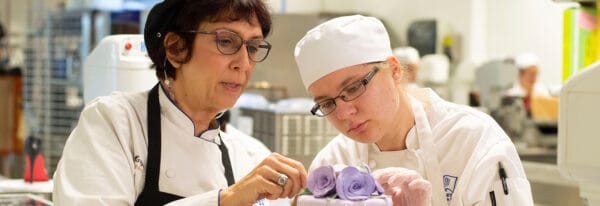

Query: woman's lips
221;82;242;92
348;121;366;133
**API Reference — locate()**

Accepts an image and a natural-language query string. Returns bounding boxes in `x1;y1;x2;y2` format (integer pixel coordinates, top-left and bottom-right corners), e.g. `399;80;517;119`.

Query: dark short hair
144;0;272;80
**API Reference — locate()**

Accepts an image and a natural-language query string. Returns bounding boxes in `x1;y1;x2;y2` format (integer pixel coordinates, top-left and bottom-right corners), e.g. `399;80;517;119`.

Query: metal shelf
22;9;90;175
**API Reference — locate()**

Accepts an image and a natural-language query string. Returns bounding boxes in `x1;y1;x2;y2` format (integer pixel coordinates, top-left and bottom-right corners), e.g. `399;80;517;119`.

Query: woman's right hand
219;153;307;206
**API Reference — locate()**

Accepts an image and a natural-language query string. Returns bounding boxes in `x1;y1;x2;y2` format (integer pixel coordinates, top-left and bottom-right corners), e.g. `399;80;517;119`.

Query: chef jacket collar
158;84;222;144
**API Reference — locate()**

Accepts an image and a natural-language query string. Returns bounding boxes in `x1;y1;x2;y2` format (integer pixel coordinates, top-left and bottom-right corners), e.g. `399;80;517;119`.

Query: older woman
53;0;306;205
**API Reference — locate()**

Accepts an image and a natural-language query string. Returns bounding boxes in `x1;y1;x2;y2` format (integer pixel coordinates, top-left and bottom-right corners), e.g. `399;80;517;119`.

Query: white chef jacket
53;86;268;205
505;82;550;97
309;88;534;206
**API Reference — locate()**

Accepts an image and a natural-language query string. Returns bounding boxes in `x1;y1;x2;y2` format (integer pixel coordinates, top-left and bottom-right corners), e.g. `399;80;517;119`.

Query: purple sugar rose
307;165;337;197
335;166;384;200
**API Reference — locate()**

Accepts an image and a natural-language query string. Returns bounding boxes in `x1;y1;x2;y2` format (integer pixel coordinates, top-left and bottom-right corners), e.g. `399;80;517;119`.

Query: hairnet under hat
294;15;393;90
144;0;185;54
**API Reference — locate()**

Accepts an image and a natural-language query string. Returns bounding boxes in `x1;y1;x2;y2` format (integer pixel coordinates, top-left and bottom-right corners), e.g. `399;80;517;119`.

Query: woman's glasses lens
311;67;379;117
214;31;271;62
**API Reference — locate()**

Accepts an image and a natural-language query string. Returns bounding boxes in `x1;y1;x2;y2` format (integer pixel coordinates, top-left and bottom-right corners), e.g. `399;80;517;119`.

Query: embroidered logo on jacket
134;155;145;171
443;175;458;202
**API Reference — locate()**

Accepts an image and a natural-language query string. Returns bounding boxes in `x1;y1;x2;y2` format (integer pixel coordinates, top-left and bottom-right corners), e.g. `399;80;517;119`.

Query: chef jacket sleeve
53;98;141;205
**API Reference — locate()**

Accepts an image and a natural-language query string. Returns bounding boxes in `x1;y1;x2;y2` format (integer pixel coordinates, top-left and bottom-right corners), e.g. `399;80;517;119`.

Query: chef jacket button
369;160;376;168
165;169;175;178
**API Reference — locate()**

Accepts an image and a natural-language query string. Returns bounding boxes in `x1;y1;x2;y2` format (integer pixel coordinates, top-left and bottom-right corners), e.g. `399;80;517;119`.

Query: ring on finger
277;174;288;186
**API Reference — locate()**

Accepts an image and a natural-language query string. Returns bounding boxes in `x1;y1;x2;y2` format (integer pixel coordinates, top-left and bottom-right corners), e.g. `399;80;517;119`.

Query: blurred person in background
505;52;550;117
53;0;306;205
392;46;420;89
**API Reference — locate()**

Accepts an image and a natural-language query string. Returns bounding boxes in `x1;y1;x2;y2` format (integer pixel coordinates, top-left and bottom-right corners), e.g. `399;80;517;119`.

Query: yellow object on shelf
563;5;599;82
531;95;559;121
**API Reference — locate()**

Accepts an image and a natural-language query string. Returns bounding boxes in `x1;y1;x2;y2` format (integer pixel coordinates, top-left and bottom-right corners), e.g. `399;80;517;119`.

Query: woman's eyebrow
313;74;360;102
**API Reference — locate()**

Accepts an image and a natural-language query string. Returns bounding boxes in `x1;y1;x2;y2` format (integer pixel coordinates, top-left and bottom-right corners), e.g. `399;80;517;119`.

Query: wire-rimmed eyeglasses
311;67;380;117
180;30;272;62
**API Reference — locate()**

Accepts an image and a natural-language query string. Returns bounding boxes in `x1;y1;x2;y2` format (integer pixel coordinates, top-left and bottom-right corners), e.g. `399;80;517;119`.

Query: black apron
135;84;235;205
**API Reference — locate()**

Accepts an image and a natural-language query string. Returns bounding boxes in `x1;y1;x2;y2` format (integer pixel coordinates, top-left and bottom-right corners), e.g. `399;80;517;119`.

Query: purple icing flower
307;165;337;197
336;166;383;200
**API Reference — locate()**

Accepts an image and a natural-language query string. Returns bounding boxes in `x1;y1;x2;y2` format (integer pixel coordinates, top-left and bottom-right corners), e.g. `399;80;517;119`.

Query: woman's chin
217;97;239;110
348;135;378;144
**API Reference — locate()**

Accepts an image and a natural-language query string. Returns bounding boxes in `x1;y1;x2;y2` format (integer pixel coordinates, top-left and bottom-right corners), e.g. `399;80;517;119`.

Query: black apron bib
135;84;235;205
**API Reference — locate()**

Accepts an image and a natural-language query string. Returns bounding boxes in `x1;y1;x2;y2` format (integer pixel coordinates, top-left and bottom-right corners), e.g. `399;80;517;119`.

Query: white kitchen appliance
83;34;156;103
558;60;600;205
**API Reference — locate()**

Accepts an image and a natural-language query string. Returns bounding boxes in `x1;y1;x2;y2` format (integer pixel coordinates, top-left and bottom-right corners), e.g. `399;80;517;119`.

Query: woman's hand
372;167;431;206
220;153;307;206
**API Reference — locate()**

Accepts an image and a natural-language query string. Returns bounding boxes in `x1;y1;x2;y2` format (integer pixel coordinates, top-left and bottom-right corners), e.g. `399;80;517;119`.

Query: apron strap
411;97;448;206
143;83;162;192
136;84;236;205
135;84;183;205
218;136;235;186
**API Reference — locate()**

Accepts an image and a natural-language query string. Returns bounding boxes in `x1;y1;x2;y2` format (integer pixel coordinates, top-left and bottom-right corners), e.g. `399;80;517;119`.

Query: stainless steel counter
523;161;586;206
519;147;557;164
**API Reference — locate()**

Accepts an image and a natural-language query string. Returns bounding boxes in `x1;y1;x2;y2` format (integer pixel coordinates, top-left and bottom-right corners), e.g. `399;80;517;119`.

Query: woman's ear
387;56;403;83
164;32;187;68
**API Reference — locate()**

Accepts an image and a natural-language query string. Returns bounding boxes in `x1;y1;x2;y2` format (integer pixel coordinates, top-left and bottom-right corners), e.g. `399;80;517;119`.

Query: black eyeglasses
181;30;272;62
311;67;380;117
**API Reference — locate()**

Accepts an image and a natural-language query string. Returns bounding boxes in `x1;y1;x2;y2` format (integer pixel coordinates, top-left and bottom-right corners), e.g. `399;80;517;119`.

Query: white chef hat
393;47;420;64
514;52;539;70
294;15;393;90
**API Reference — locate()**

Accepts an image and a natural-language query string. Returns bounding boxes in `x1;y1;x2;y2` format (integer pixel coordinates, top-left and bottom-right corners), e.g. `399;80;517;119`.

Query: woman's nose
231;45;252;71
333;99;357;120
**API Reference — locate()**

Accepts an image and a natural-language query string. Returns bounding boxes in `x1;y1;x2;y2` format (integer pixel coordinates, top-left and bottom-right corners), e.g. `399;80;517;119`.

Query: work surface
523;161;585;206
0;179;53;194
